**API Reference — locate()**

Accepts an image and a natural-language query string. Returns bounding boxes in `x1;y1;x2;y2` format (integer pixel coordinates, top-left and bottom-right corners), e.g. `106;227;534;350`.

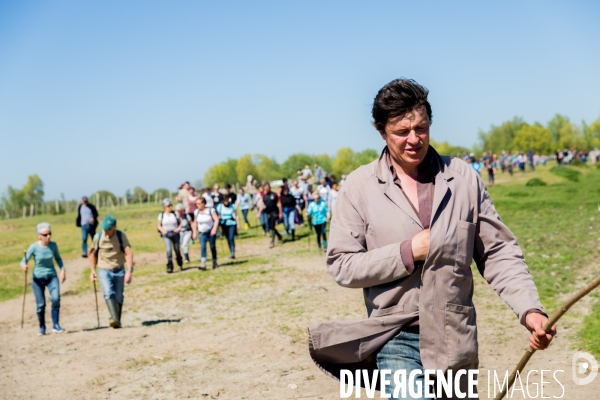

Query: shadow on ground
141;319;182;327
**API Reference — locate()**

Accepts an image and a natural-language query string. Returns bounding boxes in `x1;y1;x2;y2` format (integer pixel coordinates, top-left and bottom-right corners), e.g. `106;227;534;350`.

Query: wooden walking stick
93;279;100;328
21;250;27;329
495;273;600;400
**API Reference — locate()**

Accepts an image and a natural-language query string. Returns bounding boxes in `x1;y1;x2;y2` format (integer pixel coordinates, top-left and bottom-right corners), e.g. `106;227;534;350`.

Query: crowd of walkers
459;147;600;186
154;164;342;272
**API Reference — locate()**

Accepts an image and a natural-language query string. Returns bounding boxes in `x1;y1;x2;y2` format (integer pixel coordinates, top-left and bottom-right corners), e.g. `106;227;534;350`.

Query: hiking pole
21;250;27;329
494;273;600;400
93;279;100;328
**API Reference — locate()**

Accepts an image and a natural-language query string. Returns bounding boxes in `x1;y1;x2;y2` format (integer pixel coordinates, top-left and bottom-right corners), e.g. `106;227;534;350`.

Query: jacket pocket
456;220;476;267
445;303;478;366
370;304;404;317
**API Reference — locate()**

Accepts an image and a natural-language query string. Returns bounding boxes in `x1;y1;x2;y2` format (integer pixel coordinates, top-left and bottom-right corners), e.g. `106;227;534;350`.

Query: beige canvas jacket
308;146;544;384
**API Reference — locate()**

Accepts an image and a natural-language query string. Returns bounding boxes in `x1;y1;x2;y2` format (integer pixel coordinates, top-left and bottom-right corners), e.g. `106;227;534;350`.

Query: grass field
1;160;599;356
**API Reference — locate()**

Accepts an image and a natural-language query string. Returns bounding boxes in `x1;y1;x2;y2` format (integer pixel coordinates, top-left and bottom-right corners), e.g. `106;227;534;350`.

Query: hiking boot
117;303;123;327
51;309;64;333
37;311;46;336
106;299;121;329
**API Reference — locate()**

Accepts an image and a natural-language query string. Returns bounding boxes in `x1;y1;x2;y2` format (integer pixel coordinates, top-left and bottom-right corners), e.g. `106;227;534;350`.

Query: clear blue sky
1;1;599;200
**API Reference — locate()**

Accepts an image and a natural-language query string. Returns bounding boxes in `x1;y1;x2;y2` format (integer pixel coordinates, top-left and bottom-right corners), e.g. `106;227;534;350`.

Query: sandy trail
0;238;598;399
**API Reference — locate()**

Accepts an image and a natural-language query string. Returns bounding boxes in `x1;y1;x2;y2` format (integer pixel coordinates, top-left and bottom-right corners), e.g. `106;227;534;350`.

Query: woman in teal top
20;222;66;335
216;196;240;259
307;191;330;251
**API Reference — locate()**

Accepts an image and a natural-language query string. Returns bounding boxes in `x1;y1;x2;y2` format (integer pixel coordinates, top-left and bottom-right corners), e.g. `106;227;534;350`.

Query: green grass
550;166;581;181
489;163;600;356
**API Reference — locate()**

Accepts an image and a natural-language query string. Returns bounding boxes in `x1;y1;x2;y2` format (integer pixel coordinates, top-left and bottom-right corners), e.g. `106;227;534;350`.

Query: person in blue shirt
307;191;330;252
20;222;66;335
217;196;240;259
236;188;251;230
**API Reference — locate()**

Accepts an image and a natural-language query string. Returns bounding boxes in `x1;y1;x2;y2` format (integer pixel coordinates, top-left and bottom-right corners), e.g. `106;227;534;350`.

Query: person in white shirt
201;188;214;208
328;182;339;214
192;198;220;269
157;199;182;273
317;178;330;203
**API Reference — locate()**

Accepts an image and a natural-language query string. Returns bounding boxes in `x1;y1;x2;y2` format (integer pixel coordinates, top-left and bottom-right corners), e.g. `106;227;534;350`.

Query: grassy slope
1;161;599;354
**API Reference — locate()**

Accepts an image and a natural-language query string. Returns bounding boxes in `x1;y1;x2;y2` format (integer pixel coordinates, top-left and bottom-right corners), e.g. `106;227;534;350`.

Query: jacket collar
376;145;452;229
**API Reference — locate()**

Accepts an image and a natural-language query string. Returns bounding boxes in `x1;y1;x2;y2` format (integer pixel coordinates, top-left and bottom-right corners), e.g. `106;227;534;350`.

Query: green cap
101;216;117;230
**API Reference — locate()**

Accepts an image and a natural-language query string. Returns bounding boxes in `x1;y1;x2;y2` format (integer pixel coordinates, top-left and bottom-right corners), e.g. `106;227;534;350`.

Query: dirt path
0;239;598;399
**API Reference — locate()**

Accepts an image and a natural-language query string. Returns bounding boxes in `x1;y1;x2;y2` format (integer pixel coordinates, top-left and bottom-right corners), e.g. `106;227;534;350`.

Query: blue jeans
260;211;269;233
199;231;217;260
32;275;60;314
283;207;296;232
221;224;236;256
98;267;125;303
162;233;183;268
376;331;434;399
81;224;96;255
241;209;249;224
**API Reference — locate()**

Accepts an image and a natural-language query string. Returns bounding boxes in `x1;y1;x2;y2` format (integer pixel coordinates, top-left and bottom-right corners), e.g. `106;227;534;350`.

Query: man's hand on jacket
525;313;557;350
411;229;430;261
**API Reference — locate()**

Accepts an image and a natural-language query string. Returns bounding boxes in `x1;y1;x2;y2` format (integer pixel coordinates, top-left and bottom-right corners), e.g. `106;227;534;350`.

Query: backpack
96;230;124;256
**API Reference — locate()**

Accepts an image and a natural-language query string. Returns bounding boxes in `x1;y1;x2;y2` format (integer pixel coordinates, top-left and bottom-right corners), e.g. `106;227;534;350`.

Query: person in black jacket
76;196;99;258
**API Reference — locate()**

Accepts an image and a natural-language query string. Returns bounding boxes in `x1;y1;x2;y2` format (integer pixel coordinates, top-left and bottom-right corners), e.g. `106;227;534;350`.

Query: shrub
571;159;588;167
526;178;548;187
550;166;581;182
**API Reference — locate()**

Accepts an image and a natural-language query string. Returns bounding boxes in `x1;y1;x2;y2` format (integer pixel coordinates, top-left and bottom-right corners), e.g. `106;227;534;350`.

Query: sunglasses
39;232;52;237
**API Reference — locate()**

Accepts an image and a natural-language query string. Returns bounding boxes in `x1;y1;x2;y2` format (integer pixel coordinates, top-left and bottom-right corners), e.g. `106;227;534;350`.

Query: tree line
3;113;599;217
203;148;380;187
477;114;600;156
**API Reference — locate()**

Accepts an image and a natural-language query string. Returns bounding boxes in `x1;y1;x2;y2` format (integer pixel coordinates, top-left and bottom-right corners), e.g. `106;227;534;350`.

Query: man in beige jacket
308;79;556;399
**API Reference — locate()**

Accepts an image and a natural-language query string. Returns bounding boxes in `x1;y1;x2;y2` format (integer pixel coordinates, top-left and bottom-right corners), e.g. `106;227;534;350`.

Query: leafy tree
430;139;470;157
236;154;259;185
90;190;117;206
280;153;315;179
547;114;570;146
547;114;586;150
255;155;281;183
22;174;44;205
1;174;44;210
204;158;238;187
132;186;148;202
513;123;553;154
582;117;600;150
332;148;356;177
151;188;172;200
478;117;528;155
355;149;379;166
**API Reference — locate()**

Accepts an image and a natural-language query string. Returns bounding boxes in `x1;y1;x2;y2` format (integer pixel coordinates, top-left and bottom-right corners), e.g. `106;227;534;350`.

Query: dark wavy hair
372;78;433;133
